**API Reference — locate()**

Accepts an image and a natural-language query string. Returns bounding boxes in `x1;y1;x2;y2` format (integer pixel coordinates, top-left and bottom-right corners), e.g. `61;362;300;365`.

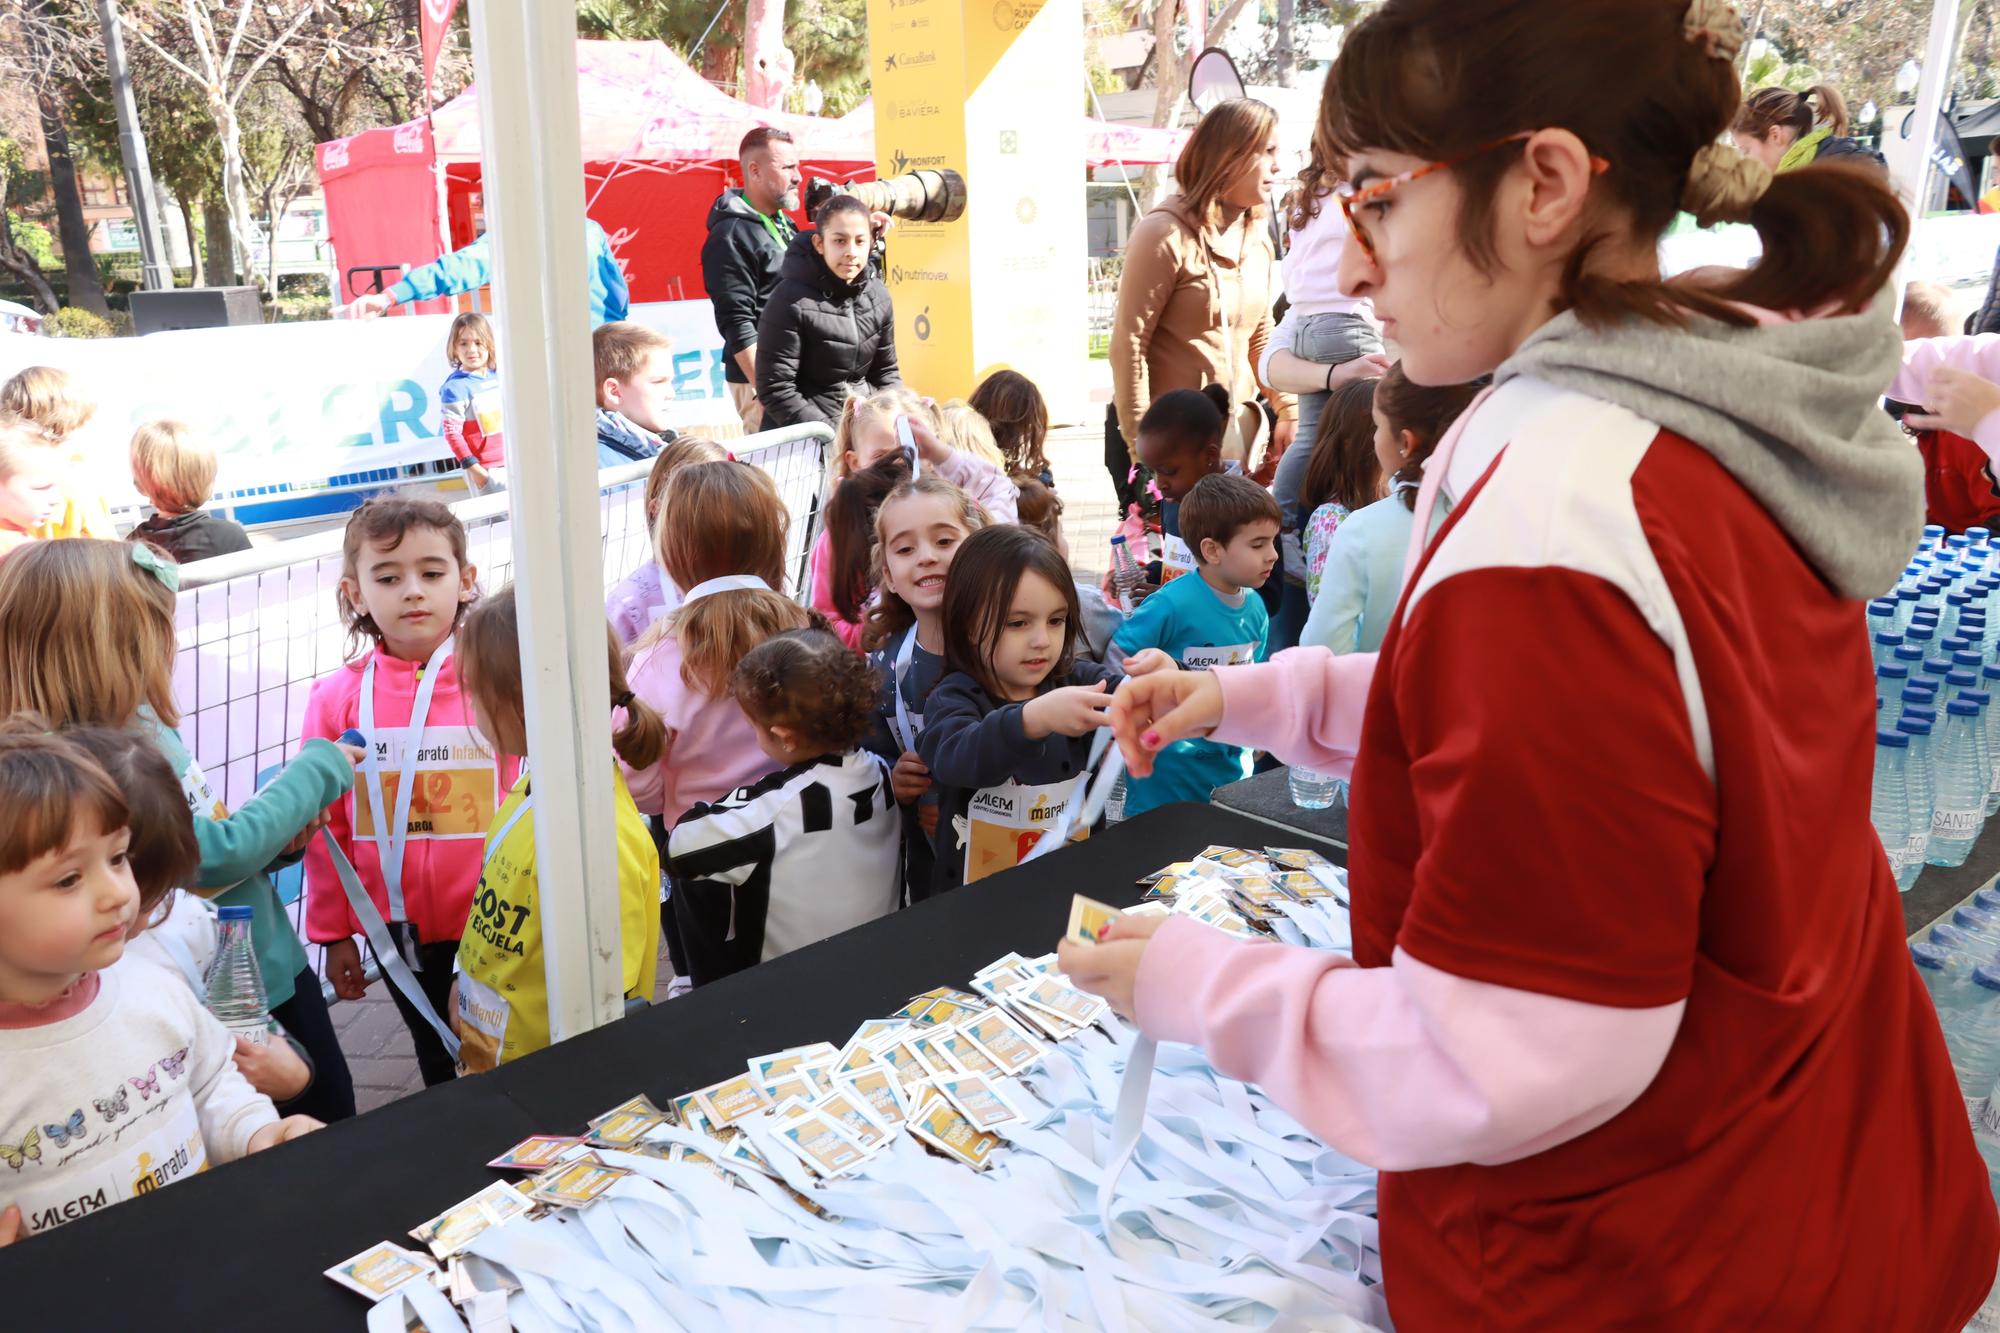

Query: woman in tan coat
1111;98;1297;485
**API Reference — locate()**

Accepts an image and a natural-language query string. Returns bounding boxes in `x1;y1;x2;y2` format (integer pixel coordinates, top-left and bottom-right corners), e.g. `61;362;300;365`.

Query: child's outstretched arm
180;995;282;1163
918;678;1040;791
186;740;357;892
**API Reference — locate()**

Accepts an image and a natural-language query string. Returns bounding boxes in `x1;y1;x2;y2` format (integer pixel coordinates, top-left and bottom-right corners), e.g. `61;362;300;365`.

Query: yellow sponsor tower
865;0;1085;407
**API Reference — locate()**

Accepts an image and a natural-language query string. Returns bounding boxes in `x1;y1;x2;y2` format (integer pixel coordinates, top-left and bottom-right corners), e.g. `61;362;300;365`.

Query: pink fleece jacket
1892;333;2000;461
808;448;1020;650
1133;647;1681;1171
619;630;780;825
302;646;521;946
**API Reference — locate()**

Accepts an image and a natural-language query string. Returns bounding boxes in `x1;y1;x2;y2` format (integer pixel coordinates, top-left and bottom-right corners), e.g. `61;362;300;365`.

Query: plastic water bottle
1906;622;1937;656
1871;631;1904;668
1108;535;1144;616
1871;731;1916;886
204;904;272;1046
1932;958;2000;1096
1966;689;1996;801
1894;585;1922;633
1893;643;1928;674
1877;664;1909;718
1932;921;1991;962
1955;906;2000;957
1920;656;1956;695
1929;701;1989;867
1288;765;1340;810
1896;715;1934;885
1867;598;1898;641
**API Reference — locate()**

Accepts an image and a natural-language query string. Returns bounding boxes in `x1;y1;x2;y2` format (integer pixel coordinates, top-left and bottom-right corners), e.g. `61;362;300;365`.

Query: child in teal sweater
0;538;363;1121
1110;473;1280;814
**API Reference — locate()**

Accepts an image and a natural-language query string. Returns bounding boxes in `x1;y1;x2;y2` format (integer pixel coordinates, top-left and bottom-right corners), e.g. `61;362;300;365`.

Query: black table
5;804;1282;1331
1211;767;1348;854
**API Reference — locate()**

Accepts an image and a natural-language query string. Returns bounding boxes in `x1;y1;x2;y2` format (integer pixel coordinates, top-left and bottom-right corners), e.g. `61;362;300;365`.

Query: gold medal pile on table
325;843;1349;1320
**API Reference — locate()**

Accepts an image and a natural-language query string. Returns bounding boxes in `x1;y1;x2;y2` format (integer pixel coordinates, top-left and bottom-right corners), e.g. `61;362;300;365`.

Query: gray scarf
1496;298;1922;600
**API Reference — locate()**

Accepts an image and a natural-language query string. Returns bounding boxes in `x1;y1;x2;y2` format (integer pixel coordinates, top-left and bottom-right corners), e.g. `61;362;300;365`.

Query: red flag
420;0;461;104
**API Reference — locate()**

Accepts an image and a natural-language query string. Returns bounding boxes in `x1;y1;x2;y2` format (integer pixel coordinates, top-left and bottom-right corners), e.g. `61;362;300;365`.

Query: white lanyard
485;784;535;864
891;626;921;754
1022;729;1119;862
681;574;769;605
358;636;453;923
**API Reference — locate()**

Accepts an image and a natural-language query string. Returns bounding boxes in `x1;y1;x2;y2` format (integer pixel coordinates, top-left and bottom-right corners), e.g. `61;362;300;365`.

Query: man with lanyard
702;127;803;435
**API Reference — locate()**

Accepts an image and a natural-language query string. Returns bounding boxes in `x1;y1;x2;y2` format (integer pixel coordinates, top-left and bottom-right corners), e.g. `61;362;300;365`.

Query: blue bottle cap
1878;663;1910;681
1896;646;1929;666
1926;656;1956;675
1942;637;1974;654
1985;664;2000;679
1935;923;1977;948
1906;679;1939;696
1913;941;1952;970
1978;888;2000;913
1958;905;1997;929
1874;632;1903;648
1915;610;1944;625
1899;586;1922;601
1951;675;1983;694
1905;707;1939;728
1974;965;2000;993
217;905;254;922
337;727;367;748
1957;654;1987;673
1952;592;1975;606
1110;535;1127;546
1951;699;1982;716
1877;730;1909;746
1870;599;1898;614
1927;524;1949;537
1973;527;1993;541
1951;535;1972;549
1898;717;1932;736
1909;622;1936;638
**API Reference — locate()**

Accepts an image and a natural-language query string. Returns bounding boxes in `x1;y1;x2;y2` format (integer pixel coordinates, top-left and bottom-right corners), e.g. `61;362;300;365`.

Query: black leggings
269;966;356;1123
366;938;461;1088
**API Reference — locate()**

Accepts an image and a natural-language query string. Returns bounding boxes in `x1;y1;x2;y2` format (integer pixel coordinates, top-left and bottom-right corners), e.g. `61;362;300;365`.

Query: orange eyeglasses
1337;131;1612;264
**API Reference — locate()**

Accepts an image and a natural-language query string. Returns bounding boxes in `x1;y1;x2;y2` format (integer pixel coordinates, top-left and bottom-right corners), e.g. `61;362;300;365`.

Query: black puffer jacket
755;231;900;428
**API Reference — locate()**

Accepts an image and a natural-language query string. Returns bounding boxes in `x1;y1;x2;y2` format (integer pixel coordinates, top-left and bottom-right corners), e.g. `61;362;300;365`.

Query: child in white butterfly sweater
0;728;317;1246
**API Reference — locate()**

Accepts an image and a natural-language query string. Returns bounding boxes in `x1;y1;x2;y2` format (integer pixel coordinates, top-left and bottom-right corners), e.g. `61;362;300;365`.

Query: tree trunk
34;90;110;315
1136;0;1256;209
0;212;62;314
742;0;794;108
213;99;261;289
201;194;234;286
1274;0;1297;88
177;193;201;281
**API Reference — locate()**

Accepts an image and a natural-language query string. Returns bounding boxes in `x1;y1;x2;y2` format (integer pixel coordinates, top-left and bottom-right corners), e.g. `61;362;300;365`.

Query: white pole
1905;0;1964;217
466;2;625;1038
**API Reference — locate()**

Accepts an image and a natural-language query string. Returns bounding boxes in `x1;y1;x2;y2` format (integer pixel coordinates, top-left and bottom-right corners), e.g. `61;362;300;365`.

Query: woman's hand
322;938;369;1002
1111;671;1224;777
1907;366;2000;438
1023;682;1114;739
232;1034;311;1102
1056;913;1169;1020
247;1115;324;1154
891;751;932;804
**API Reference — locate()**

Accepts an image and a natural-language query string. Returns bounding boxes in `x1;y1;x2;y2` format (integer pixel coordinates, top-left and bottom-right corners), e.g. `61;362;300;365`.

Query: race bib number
455;973;509;1076
1160;533;1196;584
178;760;228;821
1179;641;1259;670
964;777;1088;884
354;726;498;841
15;1095;206;1238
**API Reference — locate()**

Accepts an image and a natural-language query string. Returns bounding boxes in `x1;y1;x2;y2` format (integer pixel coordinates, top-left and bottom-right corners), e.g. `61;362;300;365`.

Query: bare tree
115;0;324;285
1135;0;1258;208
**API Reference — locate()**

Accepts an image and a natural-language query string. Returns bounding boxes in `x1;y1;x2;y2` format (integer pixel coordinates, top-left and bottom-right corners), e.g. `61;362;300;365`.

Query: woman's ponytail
1804;83;1849;137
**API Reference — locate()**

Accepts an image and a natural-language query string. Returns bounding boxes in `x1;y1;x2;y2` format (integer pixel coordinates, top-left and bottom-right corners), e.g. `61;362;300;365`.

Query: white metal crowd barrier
170;423;831;809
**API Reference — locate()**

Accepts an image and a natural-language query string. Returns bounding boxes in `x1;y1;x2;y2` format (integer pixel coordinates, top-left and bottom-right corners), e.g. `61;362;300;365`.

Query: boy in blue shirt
1111;472;1280;814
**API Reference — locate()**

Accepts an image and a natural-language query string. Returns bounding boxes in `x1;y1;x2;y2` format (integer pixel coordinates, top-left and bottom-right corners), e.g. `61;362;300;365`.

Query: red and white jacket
1136;377;1999;1328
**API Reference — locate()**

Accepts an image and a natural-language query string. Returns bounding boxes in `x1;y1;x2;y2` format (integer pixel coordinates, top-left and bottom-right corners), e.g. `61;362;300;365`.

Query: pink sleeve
934;450;1019;523
1206;646;1378;779
618;645;676;816
1134;918;1684;1171
807;526;869;649
299;678;356;943
1893;336;2000;459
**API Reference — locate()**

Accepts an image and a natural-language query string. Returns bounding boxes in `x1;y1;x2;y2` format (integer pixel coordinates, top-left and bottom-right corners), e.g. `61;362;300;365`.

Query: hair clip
1683;0;1745;62
129;540;181;593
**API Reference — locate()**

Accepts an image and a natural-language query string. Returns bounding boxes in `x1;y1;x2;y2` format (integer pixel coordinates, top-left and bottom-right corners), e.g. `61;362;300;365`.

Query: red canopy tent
316;40;1190;308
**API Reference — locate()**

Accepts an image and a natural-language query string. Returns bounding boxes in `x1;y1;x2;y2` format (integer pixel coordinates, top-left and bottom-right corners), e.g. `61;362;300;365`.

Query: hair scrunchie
1681;141;1773;227
614;690;635;709
1682;0;1744;62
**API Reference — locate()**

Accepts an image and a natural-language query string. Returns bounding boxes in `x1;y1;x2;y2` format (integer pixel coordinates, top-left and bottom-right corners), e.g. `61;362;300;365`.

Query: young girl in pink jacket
1066;1;1997;1327
302;497;518;1088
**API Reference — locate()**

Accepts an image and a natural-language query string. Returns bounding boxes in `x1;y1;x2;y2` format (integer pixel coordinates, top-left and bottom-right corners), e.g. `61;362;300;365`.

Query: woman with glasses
1065;0;1999;1326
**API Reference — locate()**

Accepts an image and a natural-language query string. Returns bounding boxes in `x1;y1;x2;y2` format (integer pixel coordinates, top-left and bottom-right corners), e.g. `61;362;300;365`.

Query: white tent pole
1905;0;1964;218
466;4;625;1039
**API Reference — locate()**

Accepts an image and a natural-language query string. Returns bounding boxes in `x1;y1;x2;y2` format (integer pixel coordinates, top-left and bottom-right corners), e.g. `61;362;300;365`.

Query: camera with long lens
804;168;968;224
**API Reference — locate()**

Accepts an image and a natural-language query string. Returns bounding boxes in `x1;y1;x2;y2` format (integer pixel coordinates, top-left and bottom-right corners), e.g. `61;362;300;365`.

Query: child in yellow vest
449;586;663;1072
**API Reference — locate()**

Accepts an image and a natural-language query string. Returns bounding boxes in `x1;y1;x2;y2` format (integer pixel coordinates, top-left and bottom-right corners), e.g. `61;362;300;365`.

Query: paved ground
332;414;1124;1116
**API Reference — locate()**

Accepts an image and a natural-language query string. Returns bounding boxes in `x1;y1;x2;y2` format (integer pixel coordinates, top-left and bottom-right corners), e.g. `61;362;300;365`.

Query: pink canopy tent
317;40;1190;307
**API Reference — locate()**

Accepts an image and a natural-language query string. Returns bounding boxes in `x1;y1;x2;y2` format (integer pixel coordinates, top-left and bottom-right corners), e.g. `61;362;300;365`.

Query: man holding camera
702;126;805;435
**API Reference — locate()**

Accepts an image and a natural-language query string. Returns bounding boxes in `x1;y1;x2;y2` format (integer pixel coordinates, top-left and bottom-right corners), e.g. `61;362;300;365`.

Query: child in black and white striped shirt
667;628;900;986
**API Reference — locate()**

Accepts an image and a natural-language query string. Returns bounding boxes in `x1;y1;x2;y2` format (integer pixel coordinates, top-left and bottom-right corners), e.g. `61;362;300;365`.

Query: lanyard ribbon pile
368;866;1385;1331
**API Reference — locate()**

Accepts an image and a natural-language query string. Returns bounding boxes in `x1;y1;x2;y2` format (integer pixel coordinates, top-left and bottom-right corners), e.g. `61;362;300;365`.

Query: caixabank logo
881;49;939;71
